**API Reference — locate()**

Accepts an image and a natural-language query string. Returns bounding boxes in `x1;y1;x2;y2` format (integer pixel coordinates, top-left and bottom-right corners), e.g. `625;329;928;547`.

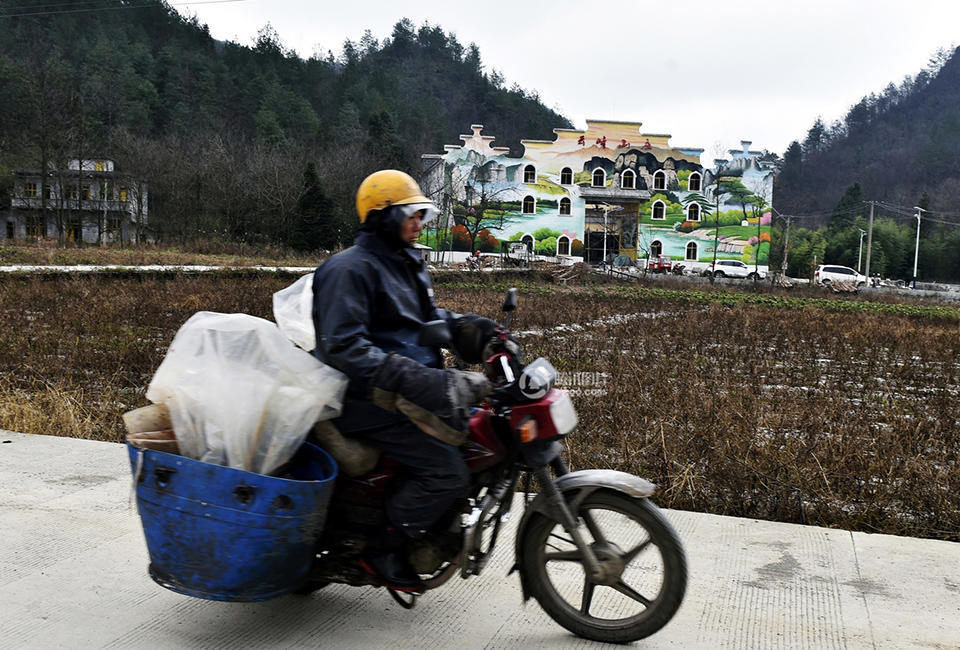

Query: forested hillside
772;46;960;282
0;1;569;248
776;46;960;215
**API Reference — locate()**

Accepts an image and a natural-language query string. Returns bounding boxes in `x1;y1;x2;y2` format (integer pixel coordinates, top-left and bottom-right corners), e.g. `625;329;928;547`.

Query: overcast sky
178;0;958;162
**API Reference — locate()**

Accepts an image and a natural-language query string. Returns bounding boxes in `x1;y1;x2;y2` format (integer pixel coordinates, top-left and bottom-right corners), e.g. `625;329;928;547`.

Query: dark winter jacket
311;229;454;433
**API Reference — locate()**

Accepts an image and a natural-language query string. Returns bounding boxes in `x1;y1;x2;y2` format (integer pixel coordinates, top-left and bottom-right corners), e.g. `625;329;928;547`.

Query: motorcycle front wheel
521;491;687;643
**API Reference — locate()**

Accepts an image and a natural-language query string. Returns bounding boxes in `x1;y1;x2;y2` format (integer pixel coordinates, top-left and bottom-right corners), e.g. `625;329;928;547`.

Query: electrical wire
0;0;247;18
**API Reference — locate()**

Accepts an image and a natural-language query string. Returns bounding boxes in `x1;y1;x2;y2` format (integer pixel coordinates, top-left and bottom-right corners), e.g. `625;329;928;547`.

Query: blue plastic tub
127;440;338;602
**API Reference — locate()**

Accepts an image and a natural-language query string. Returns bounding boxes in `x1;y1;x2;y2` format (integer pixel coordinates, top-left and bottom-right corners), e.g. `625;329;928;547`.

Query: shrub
476;229;499;253
535;236;557;255
451;224;471;251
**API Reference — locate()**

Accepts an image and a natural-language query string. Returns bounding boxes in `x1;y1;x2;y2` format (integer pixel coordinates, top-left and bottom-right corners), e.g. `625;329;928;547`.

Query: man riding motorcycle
311;170;500;593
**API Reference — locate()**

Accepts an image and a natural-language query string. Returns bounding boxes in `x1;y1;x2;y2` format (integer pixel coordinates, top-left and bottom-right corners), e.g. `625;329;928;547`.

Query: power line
0;0;247;18
1;0;124;13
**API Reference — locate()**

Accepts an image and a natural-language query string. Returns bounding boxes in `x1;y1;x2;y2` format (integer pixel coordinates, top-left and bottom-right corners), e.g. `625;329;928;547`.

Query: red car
647;254;673;273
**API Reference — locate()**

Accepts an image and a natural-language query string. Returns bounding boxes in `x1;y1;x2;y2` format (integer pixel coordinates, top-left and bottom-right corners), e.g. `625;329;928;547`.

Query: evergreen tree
289;162;336;251
830;182;864;230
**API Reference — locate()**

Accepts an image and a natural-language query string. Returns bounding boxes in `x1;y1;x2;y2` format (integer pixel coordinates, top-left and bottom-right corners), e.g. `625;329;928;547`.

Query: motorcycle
301;289;687;644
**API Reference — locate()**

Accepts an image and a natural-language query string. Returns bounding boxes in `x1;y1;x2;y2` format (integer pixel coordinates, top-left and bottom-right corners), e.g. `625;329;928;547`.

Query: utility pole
711;175;720;283
912;206;923;289
780;214;792;276
864;201;875;281
857;228;866;273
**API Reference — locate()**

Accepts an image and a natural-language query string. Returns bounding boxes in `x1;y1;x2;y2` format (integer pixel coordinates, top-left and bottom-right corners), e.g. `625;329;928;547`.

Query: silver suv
814;265;866;287
705;259;765;280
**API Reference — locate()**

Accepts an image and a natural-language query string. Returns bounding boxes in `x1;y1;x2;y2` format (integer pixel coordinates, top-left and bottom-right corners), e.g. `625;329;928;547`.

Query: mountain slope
775;46;960;219
0;4;569;245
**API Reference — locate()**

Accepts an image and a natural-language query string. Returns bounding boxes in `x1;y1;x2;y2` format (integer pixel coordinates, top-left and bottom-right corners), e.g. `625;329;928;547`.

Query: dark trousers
354;419;469;538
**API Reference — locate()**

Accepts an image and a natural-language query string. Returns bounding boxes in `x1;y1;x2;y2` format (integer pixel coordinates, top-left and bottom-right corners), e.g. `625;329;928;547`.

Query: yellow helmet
356;170;433;223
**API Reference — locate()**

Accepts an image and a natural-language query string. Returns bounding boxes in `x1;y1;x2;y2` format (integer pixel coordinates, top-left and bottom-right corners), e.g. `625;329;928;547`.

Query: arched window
650;240;662;257
621;169;636;189
523;164;536;184
688;172;702;192
685;241;698;260
559;197;571;215
560;167;573;185
521;234;534;252
653;170;666;190
592;168;606;187
651;200;666;220
557;235;570;256
687;202;701;222
522;195;536;214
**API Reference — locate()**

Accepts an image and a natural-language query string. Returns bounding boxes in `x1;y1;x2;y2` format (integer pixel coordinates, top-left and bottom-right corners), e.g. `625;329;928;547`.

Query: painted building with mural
421;120;776;268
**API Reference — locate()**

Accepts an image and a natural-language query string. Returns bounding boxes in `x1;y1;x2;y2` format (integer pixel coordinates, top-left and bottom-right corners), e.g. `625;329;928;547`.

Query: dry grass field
1;270;958;540
0;240;325;267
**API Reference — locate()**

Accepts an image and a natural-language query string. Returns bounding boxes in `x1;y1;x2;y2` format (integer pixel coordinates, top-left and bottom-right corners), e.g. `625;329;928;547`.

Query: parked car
814;265;866;287
647;254;674;273
704;259;765;280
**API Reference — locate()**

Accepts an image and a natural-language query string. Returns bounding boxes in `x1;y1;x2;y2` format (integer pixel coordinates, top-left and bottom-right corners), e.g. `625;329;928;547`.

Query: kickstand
387;587;419;609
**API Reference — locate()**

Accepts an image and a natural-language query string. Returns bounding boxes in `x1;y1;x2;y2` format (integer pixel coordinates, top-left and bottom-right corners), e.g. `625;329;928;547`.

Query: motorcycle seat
308;421;381;477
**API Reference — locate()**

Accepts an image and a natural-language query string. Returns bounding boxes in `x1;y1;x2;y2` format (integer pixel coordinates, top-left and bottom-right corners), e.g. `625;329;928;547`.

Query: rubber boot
360;526;425;593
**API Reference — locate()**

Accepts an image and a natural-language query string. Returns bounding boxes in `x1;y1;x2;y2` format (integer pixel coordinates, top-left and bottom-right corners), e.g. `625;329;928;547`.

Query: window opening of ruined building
67;214;81;242
651;200;665;220
523;164;536;184
68;185;78;200
7;221;14;239
522;195;535;214
107;214;121;232
560;167;572;185
688;172;702;192
650;240;662;257
45;185;55;201
621;169;636;189
653;170;666;190
687;202;701;221
119;187;128;202
592;168;605;187
686;241;698;260
94;161;105;172
24;182;37;198
557;235;570;255
81;185;91;201
26;215;44;238
559;197;571;215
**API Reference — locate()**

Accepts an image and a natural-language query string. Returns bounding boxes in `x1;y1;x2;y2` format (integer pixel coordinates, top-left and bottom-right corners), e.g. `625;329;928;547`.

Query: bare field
0;240;326;268
1;273;958;540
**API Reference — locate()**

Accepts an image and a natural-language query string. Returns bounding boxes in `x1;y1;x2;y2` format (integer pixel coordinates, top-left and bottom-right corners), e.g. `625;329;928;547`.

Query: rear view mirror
418;320;452;348
502;288;517;314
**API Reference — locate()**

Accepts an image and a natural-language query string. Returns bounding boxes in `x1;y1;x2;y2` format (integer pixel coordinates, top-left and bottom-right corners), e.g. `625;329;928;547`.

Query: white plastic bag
146;311;347;475
272;273;316;351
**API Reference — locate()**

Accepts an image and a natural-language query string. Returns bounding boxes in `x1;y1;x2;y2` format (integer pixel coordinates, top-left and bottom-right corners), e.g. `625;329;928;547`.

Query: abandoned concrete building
4;158;148;244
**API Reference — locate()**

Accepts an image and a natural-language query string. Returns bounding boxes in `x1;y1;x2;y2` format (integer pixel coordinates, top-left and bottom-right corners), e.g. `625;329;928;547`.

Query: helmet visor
396;202;439;226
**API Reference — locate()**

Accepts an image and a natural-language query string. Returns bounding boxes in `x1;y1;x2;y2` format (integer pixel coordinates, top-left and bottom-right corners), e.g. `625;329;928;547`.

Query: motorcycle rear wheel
521;491;686;643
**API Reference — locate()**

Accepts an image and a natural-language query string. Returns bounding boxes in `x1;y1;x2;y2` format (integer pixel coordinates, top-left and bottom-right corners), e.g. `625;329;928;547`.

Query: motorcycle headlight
548;390;578;436
518;358;557;400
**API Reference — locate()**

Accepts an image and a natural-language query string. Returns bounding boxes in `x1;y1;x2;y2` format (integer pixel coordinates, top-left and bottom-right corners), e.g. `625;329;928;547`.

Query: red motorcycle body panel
463;408;507;472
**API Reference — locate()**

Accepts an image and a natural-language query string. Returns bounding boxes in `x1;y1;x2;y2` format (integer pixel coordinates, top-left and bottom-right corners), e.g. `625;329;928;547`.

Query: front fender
510;470;657;600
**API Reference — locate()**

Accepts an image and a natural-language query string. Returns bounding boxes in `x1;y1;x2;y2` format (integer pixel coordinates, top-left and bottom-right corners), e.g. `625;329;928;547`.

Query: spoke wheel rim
537;503;667;627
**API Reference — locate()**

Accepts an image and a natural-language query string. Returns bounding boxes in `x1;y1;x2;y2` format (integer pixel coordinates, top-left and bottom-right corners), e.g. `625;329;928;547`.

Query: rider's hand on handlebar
452;314;500;364
482;333;521;363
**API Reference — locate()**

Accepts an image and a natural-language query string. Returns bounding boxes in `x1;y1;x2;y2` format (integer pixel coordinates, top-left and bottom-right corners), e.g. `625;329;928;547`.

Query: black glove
451;314;500;364
371;354;491;443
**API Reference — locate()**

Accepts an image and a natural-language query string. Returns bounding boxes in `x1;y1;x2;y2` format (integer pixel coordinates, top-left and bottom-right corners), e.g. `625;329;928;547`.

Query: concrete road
1;431;957;648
